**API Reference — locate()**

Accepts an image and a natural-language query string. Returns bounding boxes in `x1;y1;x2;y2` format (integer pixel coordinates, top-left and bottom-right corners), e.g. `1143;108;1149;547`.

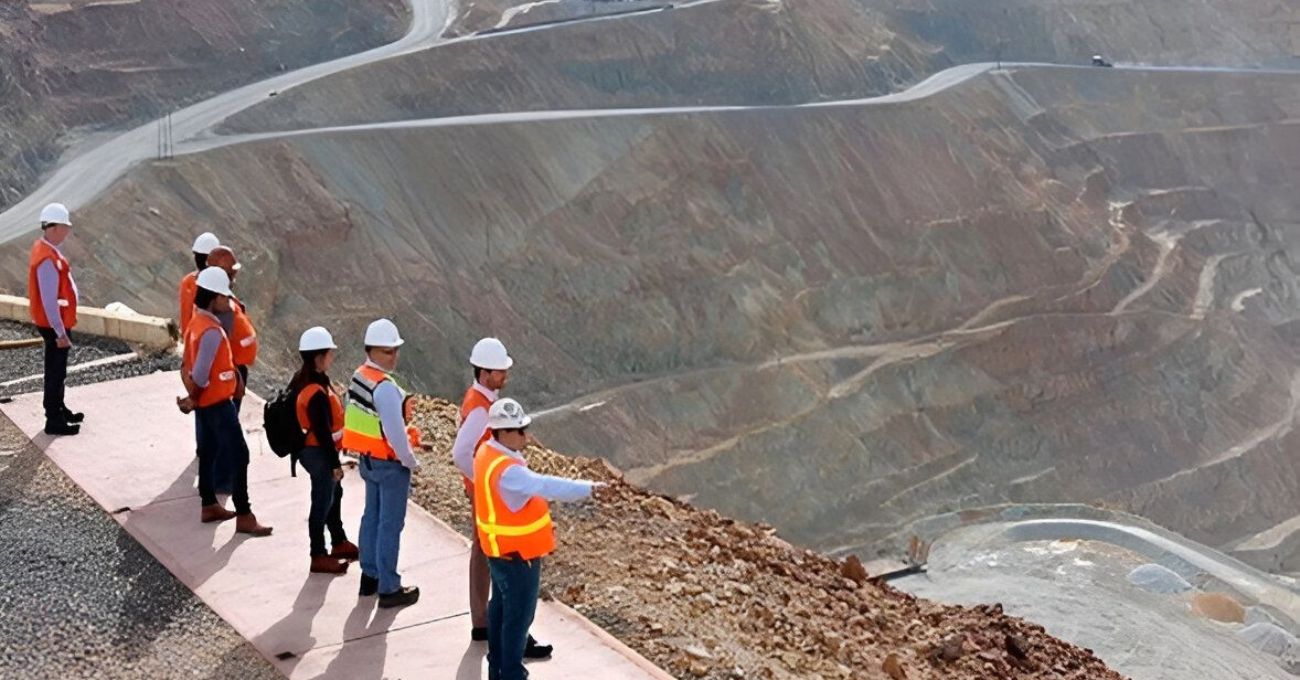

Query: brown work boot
201;504;236;523
310;555;349;574
330;541;360;561
235;513;273;537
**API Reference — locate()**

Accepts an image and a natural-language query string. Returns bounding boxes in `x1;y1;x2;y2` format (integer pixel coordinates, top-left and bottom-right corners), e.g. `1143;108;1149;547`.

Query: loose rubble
407;398;1125;680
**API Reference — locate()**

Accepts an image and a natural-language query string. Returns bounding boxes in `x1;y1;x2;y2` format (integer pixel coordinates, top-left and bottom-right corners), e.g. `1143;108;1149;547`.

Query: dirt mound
1190;593;1246;624
406;398;1122;679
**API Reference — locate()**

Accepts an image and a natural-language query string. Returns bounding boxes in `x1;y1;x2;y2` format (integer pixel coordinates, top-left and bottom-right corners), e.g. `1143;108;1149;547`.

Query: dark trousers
487;556;542;680
299;447;347;556
37;327;69;424
234;365;249;413
194;400;251;514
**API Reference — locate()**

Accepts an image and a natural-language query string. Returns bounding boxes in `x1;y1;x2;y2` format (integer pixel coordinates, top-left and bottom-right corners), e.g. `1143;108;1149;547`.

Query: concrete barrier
0;294;176;351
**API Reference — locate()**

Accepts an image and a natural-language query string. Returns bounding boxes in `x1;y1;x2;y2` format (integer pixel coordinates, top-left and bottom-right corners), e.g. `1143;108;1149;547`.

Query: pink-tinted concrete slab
287;610;669;680
3;371;287;509
2;371;671;679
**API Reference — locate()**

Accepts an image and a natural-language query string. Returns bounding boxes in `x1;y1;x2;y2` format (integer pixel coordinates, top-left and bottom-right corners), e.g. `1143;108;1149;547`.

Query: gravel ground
0;413;279;679
0;320;179;399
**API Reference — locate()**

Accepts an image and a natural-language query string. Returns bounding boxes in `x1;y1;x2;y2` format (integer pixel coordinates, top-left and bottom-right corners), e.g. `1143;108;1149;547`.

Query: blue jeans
487;556;542;680
194;400;250;514
358;456;410;594
299;447;347;556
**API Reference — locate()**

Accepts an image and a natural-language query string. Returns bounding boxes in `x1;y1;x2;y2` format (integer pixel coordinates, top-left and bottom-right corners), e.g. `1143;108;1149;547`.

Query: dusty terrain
405;397;1124;680
19;64;1300;572
224;0;1300;133
0;0;408;210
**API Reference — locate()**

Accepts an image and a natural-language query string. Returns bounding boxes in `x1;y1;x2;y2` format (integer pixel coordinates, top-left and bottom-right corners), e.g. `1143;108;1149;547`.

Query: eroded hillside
9;65;1300;572
0;0;407;210
222;0;1300;134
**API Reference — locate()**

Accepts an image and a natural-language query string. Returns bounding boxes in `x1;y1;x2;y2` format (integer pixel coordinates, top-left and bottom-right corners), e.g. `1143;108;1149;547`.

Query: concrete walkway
2;371;670;679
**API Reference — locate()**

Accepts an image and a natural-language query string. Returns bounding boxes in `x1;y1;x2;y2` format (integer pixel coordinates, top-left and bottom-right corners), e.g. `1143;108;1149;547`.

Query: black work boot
359;573;379;597
378;586;420;609
44;420;80;436
524;634;553;659
61;407;84;424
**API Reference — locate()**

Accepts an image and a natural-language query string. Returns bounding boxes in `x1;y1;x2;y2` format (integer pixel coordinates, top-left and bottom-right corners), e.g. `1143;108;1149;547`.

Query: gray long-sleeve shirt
36;260;66;338
189;310;224;389
486;440;594;513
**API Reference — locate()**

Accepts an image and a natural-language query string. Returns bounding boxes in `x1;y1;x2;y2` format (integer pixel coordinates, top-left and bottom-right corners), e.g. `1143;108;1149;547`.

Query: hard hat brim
199;284;233;297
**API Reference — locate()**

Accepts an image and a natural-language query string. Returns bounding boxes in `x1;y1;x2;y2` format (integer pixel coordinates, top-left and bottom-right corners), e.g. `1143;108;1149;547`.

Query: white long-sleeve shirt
365;359;421;471
487;439;594;513
451;382;497;478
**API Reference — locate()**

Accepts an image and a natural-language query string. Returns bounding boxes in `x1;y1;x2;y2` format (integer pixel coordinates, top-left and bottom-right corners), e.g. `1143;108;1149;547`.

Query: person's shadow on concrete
118;457;243;589
317;597;402;680
456;643;487;680
253;575;334;672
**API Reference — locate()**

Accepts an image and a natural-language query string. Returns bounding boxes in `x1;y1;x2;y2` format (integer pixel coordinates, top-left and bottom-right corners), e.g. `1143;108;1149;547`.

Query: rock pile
407;398;1124;679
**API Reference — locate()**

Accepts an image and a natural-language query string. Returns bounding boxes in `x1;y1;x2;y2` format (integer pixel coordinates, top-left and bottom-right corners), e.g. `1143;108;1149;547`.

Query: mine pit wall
0;0;409;211
6;67;1300;569
221;0;1300;136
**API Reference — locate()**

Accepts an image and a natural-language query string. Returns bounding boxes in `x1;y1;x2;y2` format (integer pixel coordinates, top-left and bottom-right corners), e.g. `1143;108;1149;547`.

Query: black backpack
264;385;305;459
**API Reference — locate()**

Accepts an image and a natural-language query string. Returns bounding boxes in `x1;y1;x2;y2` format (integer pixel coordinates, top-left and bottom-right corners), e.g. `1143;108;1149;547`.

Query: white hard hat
195;267;233;297
39;203;71;227
192;232;220;254
299;326;337;352
488;398;532;430
364;318;404;348
470;337;513;371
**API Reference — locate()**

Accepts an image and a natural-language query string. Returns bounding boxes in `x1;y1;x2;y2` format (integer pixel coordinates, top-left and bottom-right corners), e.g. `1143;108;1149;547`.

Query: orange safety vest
459;385;496;488
27;239;77;331
182;312;238;408
473;442;555;561
229;297;258;367
178;271;198;336
296;383;344;448
340;363;401;461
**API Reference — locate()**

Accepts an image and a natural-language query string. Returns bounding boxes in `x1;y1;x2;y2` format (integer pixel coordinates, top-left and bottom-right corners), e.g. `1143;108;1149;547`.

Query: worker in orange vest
205;246;257;410
451;338;551;658
177;267;272;536
27;203;82;436
179;232;219;336
474;398;609;680
292;326;359;575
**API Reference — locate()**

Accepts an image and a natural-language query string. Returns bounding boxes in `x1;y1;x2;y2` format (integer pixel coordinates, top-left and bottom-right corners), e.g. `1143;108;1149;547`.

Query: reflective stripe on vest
474;445;555;560
459;385;496;487
229;298;258;366
182;313;237;407
178;271;198;336
341;364;402;460
27;239;77;331
297;383;345;448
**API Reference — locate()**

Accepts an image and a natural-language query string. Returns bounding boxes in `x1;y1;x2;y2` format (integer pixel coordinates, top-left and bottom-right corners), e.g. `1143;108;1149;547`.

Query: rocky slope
9;65;1300;573
0;0;408;211
222;0;1300;134
404;397;1124;680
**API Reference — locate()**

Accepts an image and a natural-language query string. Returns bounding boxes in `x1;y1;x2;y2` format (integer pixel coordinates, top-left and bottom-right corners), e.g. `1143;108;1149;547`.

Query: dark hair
194;287;218;311
40;222;54;230
289;350;331;392
473;365;487;381
194;253;208;271
490;427;527;440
